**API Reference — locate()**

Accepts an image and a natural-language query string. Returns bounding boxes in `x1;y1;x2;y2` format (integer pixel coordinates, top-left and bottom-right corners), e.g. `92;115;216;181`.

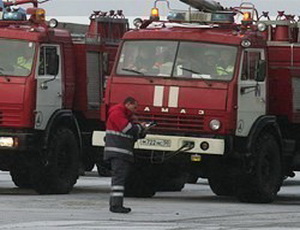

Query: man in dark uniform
104;97;146;214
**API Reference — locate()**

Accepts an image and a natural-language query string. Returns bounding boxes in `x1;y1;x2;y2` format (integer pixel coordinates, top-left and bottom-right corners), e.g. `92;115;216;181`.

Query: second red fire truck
93;0;300;202
0;0;128;194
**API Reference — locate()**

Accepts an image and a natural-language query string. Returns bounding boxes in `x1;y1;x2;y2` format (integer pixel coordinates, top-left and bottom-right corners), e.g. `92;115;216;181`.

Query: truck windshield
0;39;35;77
116;40;237;81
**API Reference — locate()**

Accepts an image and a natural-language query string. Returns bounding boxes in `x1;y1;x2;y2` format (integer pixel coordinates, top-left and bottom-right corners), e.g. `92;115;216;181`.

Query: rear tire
33;128;80;194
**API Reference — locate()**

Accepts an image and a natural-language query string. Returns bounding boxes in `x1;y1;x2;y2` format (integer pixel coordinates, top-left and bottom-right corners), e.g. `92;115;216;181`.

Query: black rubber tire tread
187;174;198;184
33;128;80;194
156;172;188;191
10;167;33;189
237;132;282;203
84;162;95;172
207;159;238;196
96;163;112;177
124;164;156;198
208;174;237;196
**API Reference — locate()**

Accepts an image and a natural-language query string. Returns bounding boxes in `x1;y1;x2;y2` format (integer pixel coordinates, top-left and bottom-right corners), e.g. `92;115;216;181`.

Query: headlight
0;137;15;147
209;119;221;131
49;18;58;28
257;22;267;32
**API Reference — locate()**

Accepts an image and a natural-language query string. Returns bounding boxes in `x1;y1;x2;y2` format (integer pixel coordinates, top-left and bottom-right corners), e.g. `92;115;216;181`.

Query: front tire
10;167;32;189
33;128;80;194
237;132;282;203
207;157;238;196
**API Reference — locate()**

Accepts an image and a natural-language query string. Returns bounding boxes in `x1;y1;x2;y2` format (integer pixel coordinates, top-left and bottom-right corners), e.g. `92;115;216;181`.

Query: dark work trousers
109;157;132;207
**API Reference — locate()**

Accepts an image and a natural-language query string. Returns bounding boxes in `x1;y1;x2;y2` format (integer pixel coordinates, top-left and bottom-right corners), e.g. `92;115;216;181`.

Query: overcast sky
41;0;300;17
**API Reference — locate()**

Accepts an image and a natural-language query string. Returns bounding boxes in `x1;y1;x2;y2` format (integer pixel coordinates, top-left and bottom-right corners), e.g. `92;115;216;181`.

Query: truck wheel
33;128;80;194
10;167;32;189
96;163;112;177
156;172;188;191
208;174;237;196
206;156;238;196
187;174;199;184
237;133;282;203
84;162;95;172
125;164;156;198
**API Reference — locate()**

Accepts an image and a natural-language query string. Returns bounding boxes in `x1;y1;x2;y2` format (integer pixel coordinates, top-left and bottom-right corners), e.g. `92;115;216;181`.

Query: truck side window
38;46;59;76
241;51;261;81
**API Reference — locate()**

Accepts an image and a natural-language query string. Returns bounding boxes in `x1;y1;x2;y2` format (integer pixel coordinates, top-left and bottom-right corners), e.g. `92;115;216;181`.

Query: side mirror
255;60;266;82
47;54;59;76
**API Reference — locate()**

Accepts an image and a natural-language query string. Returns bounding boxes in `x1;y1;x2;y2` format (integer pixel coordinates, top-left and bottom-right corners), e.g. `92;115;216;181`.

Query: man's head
123;97;138;113
220;50;234;65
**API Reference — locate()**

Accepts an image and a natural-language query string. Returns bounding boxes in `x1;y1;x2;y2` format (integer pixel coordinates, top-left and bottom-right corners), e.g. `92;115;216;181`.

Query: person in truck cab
131;46;156;74
15;46;34;75
216;49;234;76
201;51;218;77
104;97;147;214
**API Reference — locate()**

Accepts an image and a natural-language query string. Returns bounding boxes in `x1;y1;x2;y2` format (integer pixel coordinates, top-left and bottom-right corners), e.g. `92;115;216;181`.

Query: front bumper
92;131;225;155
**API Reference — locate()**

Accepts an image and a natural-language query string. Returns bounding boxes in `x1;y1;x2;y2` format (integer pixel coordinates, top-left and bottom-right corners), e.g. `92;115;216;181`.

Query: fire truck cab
0;0;128;194
93;0;300;202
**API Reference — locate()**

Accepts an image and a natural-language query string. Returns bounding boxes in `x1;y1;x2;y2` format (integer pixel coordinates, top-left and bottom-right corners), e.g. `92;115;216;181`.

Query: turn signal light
26;8;46;23
36;8;45;21
242;11;253;26
243;12;252;21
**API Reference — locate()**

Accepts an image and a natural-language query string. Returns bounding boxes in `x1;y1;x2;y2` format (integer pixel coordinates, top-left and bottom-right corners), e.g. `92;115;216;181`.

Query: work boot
109;195;131;213
109;206;131;213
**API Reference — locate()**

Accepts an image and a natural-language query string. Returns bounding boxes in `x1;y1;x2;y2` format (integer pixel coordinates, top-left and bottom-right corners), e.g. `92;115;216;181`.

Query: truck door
35;45;62;130
236;49;266;137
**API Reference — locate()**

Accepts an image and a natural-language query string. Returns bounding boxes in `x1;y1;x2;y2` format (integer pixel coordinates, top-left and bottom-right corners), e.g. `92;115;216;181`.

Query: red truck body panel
268;45;300;123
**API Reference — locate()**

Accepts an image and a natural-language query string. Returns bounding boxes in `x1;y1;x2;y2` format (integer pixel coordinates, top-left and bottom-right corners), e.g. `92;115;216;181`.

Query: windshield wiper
122;68;144;75
180;67;201;75
0;66;11;82
179;67;212;86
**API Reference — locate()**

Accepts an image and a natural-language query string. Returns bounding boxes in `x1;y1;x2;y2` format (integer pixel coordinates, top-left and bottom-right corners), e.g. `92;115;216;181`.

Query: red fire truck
93;0;300;202
0;0;128;194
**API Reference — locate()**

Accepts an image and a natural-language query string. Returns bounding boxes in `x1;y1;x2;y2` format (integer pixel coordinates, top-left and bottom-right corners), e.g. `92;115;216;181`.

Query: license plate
139;138;171;148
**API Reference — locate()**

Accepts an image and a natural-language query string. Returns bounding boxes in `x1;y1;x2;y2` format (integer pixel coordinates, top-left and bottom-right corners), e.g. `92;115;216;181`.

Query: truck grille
0;105;23;126
138;113;204;133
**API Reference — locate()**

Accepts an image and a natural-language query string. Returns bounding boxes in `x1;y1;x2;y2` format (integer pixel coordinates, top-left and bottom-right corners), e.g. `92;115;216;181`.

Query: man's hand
140;122;147;128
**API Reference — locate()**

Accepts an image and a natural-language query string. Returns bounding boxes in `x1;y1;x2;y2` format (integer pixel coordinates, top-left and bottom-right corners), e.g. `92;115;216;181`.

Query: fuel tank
179;0;223;12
